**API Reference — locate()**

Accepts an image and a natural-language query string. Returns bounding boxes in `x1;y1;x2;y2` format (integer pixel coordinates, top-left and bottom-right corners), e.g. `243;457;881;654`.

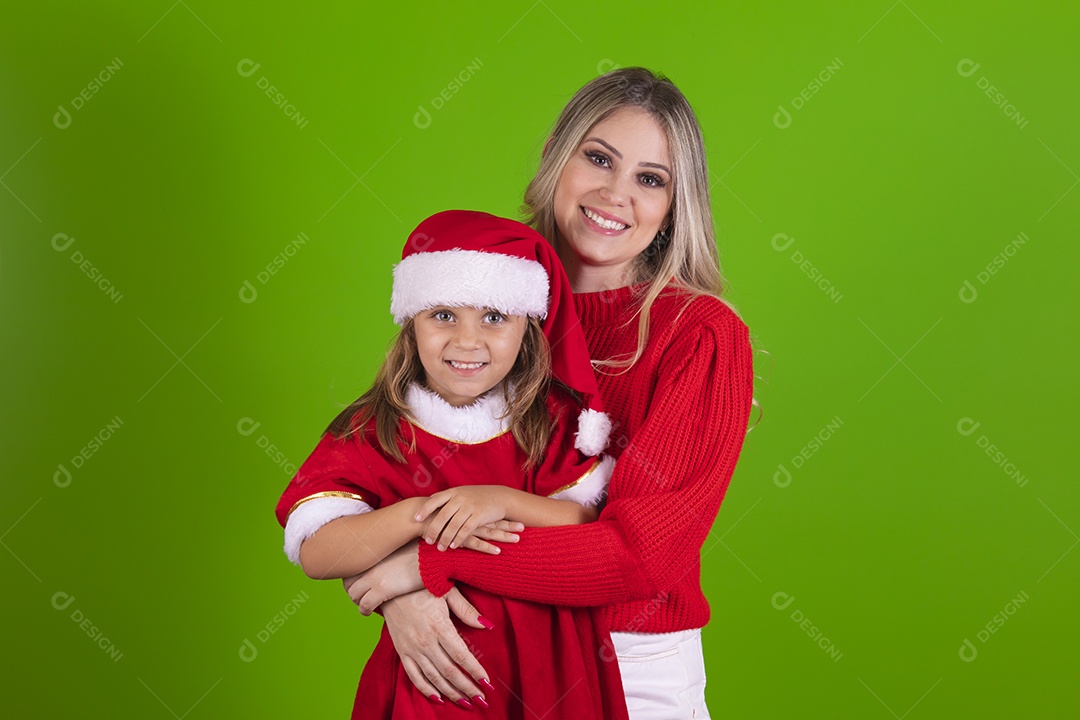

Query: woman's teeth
448;360;486;369
583;207;628;230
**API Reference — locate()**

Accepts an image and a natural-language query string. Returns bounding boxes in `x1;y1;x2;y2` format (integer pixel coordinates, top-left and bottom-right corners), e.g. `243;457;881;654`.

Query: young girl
274;210;628;719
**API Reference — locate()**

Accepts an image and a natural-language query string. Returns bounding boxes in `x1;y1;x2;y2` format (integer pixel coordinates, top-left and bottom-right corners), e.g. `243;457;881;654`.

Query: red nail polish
480;678;495;692
478;616;494;630
473;695;489;709
428;694;444;705
456;698;474;710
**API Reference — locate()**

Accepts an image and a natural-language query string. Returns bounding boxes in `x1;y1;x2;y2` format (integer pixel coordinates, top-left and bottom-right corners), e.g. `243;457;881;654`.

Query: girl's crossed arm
415;485;599;552
298;496;521;580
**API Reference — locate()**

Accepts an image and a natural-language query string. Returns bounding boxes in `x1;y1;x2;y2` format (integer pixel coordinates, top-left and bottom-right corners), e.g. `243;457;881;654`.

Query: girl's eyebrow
583;136;671;176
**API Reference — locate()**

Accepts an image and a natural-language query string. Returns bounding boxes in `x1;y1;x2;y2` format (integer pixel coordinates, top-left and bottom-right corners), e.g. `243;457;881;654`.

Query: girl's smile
414;306;526;407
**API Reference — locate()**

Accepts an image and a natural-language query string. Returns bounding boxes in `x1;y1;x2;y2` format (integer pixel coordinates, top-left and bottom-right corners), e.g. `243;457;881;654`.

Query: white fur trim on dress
391;249;550;324
407;383;511;444
550;455;615;508
574;408;612;456
283;497;373;565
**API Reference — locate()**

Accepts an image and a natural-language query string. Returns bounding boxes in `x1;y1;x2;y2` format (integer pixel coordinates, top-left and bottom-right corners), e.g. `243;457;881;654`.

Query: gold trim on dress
547;458;603;497
409;420;510;445
288;491;374;517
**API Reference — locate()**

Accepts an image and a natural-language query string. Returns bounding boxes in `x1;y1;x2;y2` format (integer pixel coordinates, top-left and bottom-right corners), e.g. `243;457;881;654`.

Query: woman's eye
640;173;667;188
584;150;610;167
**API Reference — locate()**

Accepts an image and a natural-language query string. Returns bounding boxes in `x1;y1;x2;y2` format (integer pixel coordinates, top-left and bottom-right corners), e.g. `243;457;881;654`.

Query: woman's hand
379;589;494;705
416;486;525;551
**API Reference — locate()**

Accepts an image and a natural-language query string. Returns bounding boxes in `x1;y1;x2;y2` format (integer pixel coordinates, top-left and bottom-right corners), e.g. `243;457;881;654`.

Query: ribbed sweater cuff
419;541;456;597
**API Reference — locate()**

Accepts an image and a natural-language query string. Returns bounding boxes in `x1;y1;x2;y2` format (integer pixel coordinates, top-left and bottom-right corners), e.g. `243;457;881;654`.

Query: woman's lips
581;206;630;234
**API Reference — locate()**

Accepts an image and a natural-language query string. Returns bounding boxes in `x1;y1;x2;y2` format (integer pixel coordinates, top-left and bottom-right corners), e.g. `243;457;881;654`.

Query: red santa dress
275;382;627;720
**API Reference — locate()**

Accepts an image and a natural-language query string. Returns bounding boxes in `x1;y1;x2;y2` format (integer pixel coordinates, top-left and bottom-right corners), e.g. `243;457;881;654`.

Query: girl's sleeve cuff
283;496;373;565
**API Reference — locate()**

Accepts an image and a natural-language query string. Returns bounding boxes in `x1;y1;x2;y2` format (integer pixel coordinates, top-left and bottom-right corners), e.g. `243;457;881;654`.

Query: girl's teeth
583;208;628;230
449;361;485;369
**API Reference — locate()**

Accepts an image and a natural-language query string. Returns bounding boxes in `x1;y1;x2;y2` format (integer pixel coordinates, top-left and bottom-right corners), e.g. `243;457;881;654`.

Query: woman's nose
598;171;631;205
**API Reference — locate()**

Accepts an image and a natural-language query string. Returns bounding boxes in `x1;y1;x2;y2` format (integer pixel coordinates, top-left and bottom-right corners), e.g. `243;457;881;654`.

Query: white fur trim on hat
283;497;373;565
549;455;615;508
391;249;549;324
574;408;612;456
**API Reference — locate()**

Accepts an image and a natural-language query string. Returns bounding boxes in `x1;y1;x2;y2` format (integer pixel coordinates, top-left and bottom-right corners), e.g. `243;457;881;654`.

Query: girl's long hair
523;67;737;370
326;316;554;468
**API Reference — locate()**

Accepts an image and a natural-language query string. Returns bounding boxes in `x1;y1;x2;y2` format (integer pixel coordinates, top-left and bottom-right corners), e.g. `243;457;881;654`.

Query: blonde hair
327;316;555;468
523;67;735;369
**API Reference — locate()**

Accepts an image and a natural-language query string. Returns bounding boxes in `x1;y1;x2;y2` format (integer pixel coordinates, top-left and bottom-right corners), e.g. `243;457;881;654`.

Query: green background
2;1;1077;717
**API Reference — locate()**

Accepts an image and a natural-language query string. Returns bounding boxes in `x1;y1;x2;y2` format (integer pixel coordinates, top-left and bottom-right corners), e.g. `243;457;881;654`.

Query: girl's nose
452;323;481;349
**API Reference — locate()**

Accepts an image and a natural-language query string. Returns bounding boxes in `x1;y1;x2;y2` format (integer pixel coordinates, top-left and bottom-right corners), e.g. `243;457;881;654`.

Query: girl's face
553;107;674;291
414;306;527;407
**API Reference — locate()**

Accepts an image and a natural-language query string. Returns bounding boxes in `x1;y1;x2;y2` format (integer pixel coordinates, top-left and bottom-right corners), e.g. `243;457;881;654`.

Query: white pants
612;628;710;719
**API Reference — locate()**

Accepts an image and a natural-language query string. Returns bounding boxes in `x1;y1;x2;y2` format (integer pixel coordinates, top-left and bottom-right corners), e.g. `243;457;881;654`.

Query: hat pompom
574;408;612;456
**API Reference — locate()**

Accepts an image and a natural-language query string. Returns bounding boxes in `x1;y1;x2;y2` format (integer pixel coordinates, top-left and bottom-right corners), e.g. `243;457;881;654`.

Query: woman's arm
418;310;755;606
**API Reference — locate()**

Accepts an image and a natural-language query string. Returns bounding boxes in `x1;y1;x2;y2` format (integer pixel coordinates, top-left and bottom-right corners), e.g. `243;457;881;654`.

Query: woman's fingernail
478;616;494;630
473;695;489;709
428;694;444;705
480;678;495;692
456;698;474;710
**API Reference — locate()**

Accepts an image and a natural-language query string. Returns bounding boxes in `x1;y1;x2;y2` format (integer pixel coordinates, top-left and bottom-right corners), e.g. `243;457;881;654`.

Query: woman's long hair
327;315;555;468
523;67;736;370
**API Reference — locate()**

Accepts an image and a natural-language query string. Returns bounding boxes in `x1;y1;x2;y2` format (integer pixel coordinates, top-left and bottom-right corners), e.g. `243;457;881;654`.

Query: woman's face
553;107;674;291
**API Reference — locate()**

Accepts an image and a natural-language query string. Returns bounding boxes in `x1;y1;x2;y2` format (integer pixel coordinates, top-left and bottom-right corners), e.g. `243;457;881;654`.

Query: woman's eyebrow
583;137;670;175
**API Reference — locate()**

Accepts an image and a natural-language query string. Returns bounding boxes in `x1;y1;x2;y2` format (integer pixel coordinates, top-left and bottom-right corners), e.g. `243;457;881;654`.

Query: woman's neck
558;248;636;294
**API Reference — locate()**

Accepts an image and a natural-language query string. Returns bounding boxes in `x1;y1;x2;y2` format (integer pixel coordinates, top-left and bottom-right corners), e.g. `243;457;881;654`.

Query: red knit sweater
420;282;755;633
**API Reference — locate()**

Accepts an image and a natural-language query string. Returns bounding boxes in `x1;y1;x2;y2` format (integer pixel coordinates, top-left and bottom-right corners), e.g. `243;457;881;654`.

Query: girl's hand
343;540;424;614
415;486;525;551
380;589;493;705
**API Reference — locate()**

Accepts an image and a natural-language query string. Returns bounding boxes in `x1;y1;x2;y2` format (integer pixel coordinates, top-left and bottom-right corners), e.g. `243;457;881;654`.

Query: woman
345;67;755;719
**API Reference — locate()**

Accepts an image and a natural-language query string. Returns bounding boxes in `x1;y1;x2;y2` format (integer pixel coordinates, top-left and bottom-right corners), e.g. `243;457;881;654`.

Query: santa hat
391;210;611;456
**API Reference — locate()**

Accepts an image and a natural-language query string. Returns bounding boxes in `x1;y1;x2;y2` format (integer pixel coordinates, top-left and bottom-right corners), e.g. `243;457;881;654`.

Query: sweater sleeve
419;308;755;605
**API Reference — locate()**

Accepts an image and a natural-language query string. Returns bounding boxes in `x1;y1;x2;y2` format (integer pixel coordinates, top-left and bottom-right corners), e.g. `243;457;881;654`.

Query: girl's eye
640;173;667;188
433;310;453;322
484;312;505;324
584;150;610;167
